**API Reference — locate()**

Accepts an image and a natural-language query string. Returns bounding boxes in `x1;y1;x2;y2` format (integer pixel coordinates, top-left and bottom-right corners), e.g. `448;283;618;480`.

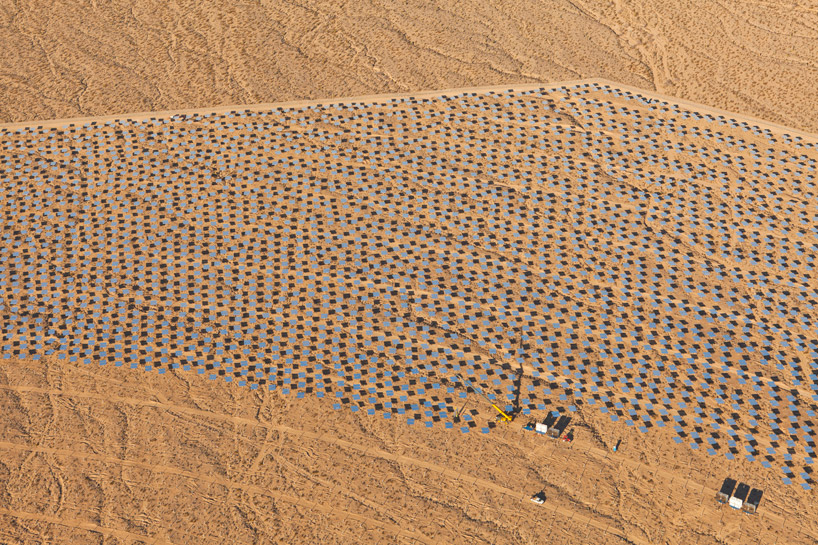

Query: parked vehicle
729;482;751;510
742;488;763;514
530;491;546;505
717;478;736;504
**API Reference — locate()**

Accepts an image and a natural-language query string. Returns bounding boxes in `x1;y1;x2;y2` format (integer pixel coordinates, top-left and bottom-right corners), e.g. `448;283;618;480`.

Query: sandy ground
1;0;817;132
2;356;816;545
2;80;818;544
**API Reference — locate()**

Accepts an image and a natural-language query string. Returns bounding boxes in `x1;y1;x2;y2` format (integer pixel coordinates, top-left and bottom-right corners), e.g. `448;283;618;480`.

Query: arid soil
1;0;817;132
2;356;816;545
1;80;818;544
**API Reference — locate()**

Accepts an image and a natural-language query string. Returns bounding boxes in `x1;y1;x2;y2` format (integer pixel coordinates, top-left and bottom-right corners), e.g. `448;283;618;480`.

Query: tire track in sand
7;380;815;541
0;383;648;544
0;506;177;545
0;436;437;544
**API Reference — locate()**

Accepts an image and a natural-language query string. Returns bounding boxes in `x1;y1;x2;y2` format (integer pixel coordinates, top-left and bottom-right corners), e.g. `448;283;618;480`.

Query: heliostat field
2;80;818;490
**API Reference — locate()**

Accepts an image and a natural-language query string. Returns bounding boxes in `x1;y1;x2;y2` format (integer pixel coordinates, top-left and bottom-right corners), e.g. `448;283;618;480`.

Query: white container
729;496;743;510
535;423;548;435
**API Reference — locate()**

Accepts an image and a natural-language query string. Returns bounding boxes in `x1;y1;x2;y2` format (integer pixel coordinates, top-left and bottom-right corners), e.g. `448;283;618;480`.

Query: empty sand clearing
1;0;818;134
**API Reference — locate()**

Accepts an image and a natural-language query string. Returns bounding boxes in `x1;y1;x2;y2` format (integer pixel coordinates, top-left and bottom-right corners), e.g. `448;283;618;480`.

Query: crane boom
454;373;513;422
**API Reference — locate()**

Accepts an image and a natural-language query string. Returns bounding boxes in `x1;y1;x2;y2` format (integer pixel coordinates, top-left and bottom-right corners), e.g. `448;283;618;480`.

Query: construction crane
454;373;513;422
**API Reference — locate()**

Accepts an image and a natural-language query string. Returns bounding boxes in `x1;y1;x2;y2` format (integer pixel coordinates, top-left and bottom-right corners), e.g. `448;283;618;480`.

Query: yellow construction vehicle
454;373;513;422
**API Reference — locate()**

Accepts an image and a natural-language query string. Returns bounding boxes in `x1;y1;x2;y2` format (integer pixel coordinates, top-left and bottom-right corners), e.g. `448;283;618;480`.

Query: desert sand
2;78;818;545
1;0;818;133
2;353;815;545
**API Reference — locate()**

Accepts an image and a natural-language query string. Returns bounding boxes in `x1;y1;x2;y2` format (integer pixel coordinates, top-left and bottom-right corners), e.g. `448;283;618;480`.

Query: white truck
729;482;750;509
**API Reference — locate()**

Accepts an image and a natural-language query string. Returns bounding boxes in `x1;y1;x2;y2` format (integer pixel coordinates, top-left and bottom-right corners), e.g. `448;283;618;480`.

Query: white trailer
730;483;750;510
